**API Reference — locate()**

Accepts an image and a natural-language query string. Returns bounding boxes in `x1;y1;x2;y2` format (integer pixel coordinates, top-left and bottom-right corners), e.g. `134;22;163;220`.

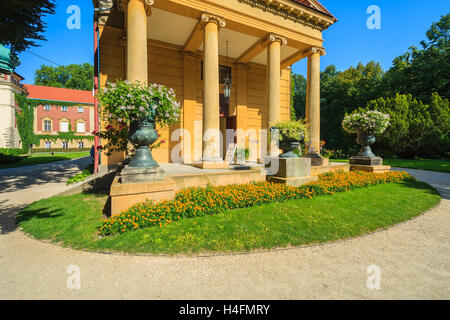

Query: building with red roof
22;84;95;151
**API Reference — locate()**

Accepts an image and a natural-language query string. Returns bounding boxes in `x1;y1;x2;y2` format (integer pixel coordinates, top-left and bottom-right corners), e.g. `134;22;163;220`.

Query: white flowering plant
342;110;390;135
95;80;180;155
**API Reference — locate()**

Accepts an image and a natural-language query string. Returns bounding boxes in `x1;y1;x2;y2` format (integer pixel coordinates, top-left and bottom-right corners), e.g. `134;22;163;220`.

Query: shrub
0;148;23;156
0;152;24;165
363;93;450;158
30;148;90;154
99;170;414;236
66;164;94;185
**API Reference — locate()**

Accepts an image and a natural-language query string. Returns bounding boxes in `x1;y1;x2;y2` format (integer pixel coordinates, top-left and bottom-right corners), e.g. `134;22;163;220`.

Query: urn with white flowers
342;110;390;164
97;80;180;172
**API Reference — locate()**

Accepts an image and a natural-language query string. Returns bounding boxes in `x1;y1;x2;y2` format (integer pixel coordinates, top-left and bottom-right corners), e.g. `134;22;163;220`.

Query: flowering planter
128;115;158;168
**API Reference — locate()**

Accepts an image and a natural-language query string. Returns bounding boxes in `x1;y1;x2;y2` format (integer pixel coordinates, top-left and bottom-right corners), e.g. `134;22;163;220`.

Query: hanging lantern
223;76;231;100
223;40;231;101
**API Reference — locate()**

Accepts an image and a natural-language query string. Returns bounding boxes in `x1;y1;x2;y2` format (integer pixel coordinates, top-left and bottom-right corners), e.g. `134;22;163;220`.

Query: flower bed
99;171;414;236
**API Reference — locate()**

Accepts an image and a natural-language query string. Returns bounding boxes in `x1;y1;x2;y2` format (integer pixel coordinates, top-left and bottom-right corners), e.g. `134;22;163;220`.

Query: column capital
308;47;326;56
201;12;226;28
123;0;154;16
268;34;287;46
235;62;249;70
181;50;200;59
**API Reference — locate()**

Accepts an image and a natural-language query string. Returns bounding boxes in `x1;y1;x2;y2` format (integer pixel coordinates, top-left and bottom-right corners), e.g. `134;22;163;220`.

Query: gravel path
0;163;448;299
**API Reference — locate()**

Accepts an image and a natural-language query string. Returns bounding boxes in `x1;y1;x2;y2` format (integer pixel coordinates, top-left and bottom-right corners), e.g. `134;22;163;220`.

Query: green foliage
291;73;307;120
34;63;94;91
235;147;250;160
14;93;40;152
272;120;309;142
0;148;23;156
290;14;450;158
0;0;56;53
0;152;23;164
361;93;450;158
383;14;450;103
66;164;94;185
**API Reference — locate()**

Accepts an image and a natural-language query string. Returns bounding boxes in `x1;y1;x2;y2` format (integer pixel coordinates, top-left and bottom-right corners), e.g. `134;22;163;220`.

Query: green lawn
17;180;440;255
331;158;450;173
0;152;89;169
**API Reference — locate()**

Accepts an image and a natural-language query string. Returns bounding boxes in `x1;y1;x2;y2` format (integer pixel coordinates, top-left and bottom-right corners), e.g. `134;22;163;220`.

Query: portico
94;0;336;170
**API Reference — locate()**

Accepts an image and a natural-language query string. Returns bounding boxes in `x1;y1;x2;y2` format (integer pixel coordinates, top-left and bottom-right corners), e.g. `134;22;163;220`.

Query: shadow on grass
16;207;63;224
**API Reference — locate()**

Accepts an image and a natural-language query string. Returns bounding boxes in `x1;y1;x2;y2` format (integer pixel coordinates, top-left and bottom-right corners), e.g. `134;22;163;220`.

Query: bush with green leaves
271;120;309;142
66;164;94;185
362;93;450;158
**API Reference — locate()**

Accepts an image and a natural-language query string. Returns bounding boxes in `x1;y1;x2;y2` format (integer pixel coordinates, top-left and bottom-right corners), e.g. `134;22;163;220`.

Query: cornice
238;0;334;31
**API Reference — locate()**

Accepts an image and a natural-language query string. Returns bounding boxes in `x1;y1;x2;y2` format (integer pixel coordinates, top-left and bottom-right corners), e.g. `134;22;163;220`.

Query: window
62;141;68;149
61;106;68;112
44;141;51;149
44;120;51;132
78;142;84;148
78;107;84;113
60;121;69;132
76;121;85;133
44;104;51;111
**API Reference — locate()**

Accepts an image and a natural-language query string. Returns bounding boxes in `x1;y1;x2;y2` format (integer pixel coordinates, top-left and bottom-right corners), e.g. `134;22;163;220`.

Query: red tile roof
291;0;337;20
23;84;94;105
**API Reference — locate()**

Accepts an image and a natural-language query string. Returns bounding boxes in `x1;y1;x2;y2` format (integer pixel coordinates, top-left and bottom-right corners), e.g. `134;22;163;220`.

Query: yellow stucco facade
94;0;336;169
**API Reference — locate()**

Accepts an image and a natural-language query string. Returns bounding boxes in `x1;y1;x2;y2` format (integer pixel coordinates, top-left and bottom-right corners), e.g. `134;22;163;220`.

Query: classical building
0;45;25;149
23;84;95;150
94;0;337;170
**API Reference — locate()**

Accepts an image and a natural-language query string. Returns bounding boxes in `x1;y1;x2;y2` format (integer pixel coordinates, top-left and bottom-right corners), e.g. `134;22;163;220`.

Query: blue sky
15;0;450;83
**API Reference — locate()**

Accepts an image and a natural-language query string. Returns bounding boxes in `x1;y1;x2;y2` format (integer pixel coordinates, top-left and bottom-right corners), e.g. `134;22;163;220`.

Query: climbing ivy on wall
14;93;93;153
15;93;39;152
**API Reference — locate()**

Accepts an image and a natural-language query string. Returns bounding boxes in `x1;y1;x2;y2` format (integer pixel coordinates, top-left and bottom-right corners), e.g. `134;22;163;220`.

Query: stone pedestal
349;156;390;173
110;175;176;216
191;161;229;169
306;155;329;167
120;165;165;184
350;156;383;166
350;164;391;174
266;157;317;186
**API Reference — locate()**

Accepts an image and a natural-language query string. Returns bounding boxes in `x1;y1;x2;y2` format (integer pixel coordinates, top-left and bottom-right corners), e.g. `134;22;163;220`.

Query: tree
383;14;450;102
34;63;94;91
320;62;385;150
0;0;55;54
291;73;307;120
363;93;449;158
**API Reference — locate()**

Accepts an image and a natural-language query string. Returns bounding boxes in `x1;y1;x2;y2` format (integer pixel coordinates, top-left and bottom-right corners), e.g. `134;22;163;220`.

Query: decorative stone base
266;157;311;178
191;161;229;169
310;163;350;176
350;164;391;173
265;157;314;186
305;155;329;167
120;165;165;184
110;176;176;216
267;176;317;186
350;156;383;166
